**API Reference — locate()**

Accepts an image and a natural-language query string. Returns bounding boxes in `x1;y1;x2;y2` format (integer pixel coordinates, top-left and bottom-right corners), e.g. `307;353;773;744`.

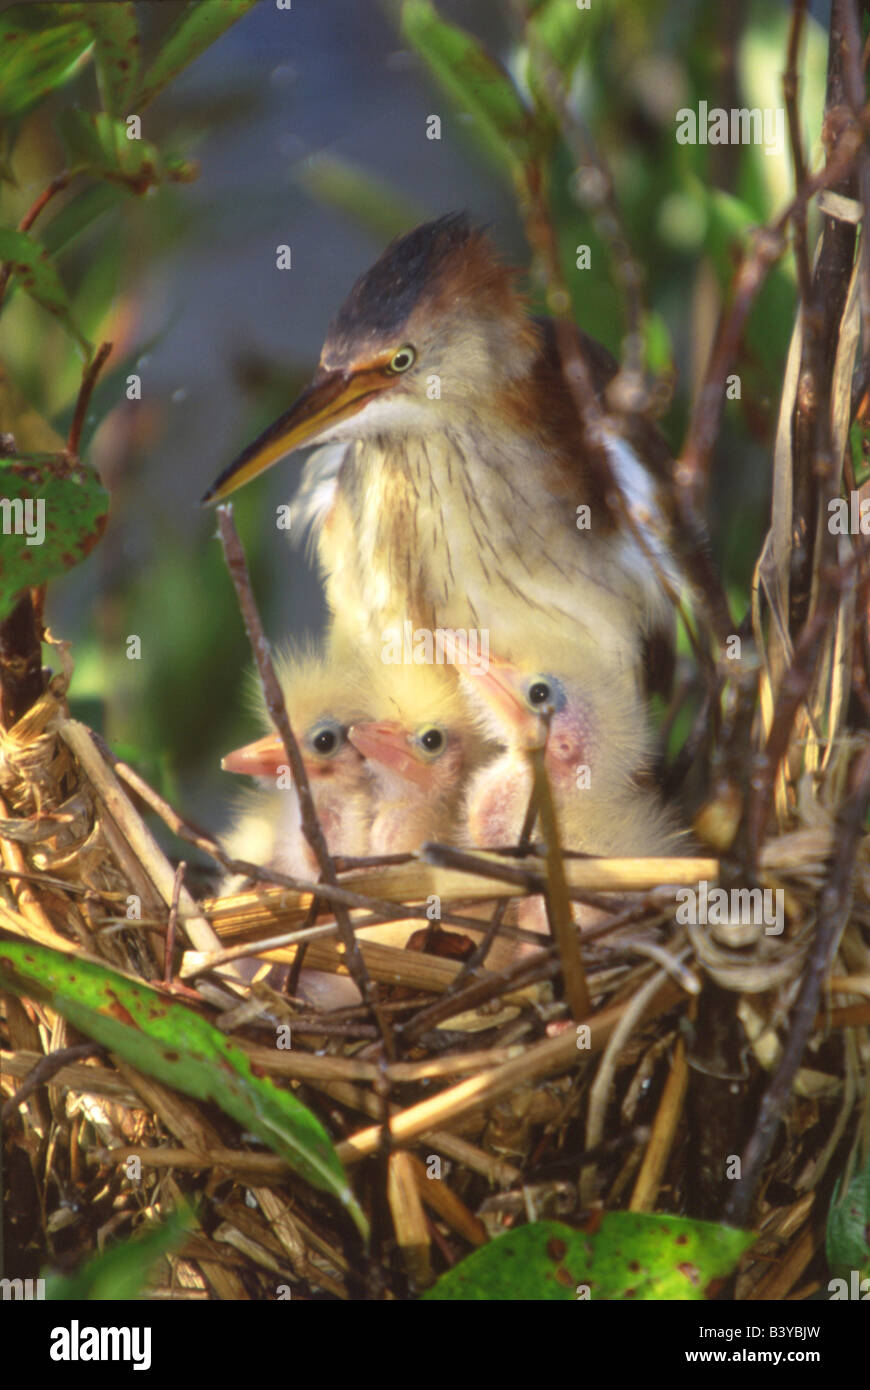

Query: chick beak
221;733;296;778
347;721;433;788
466;660;547;750
201;363;393;504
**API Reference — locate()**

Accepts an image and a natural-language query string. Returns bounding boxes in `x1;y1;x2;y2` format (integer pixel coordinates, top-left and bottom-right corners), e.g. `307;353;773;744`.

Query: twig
67;341;113;456
341;977;684;1165
784;1;813;307
747;1226;818;1301
726;739;870;1227
423;841;550;891
583;967;670;1196
743;601;837;867
57;719;224;962
673;86;869;667
214;505;393;1058
445;767;540;991
1;1042;102;1121
397;949;558;1045
422;843;716;894
629;1036;689;1212
528;741;591;1019
677;221;786;540
790;0;861;636
164;860;186;987
744;546;869;868
286;894;319;998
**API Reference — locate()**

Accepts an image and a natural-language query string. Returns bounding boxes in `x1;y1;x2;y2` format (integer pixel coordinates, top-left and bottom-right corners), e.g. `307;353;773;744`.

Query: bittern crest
203;213;677;681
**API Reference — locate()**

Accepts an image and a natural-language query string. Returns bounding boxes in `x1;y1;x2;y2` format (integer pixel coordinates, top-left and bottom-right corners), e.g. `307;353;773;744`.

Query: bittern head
347;660;481;796
461;658;596;783
457;641;651;798
220;647;371;787
202;212;537;503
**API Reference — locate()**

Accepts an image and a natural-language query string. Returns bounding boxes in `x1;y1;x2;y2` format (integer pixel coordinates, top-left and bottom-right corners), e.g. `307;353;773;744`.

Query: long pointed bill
464;660;545;749
347;721;433;789
221;733;290;777
201;365;393;504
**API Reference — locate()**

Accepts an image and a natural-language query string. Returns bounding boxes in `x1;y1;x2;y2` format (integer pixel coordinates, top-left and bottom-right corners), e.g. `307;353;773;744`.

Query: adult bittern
346;661;486;853
202;213;676;683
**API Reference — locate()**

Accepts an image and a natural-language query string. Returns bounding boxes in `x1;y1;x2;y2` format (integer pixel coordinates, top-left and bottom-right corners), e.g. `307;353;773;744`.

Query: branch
789;0;862;636
1;1042;103;1121
214;505;394;1058
726;739;870;1227
67;341;113;456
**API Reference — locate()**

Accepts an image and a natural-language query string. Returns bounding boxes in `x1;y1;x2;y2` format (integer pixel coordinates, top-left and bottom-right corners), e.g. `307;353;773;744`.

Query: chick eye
308;718;345;757
386;344;416;374
415;725;446;757
524;676;566;714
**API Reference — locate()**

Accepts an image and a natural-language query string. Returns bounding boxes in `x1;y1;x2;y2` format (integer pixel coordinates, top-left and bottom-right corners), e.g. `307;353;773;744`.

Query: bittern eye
415;725;446;758
386;345;416;374
307;718;345;758
524;676;566;714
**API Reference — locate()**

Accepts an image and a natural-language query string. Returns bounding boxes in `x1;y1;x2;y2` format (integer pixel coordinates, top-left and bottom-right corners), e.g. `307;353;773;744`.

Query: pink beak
347;721;433;788
464;659;545;748
221;733;292;777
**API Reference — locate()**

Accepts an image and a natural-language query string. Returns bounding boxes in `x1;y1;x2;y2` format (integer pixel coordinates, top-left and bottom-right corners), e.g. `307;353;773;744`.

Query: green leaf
0;7;93;119
423;1215;754;1300
41;182;126;258
827;1166;870;1280
135;0;259;111
44;1207;191;1300
75;2;140;118
526;0;602;80
849;421;869;485
0;226;89;353
55;109;197;193
401;0;539;174
0;452;108;616
642;309;674;377
0;939;368;1240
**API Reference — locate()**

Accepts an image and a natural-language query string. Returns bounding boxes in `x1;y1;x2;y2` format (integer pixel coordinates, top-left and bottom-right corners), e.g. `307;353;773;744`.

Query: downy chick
219;648;373;1008
347;660;486;854
460;648;682;858
220;647;373;881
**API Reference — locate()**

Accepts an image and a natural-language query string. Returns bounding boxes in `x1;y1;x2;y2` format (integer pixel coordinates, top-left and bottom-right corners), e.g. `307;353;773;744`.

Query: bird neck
266;780;370;877
369;775;460;854
331;423;666;666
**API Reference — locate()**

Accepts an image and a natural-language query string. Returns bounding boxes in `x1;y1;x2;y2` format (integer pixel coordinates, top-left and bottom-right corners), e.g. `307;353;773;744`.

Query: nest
2;638;869;1301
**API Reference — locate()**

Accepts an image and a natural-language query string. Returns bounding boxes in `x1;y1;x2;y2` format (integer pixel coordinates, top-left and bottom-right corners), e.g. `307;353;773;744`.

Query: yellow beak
201;365;392;504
